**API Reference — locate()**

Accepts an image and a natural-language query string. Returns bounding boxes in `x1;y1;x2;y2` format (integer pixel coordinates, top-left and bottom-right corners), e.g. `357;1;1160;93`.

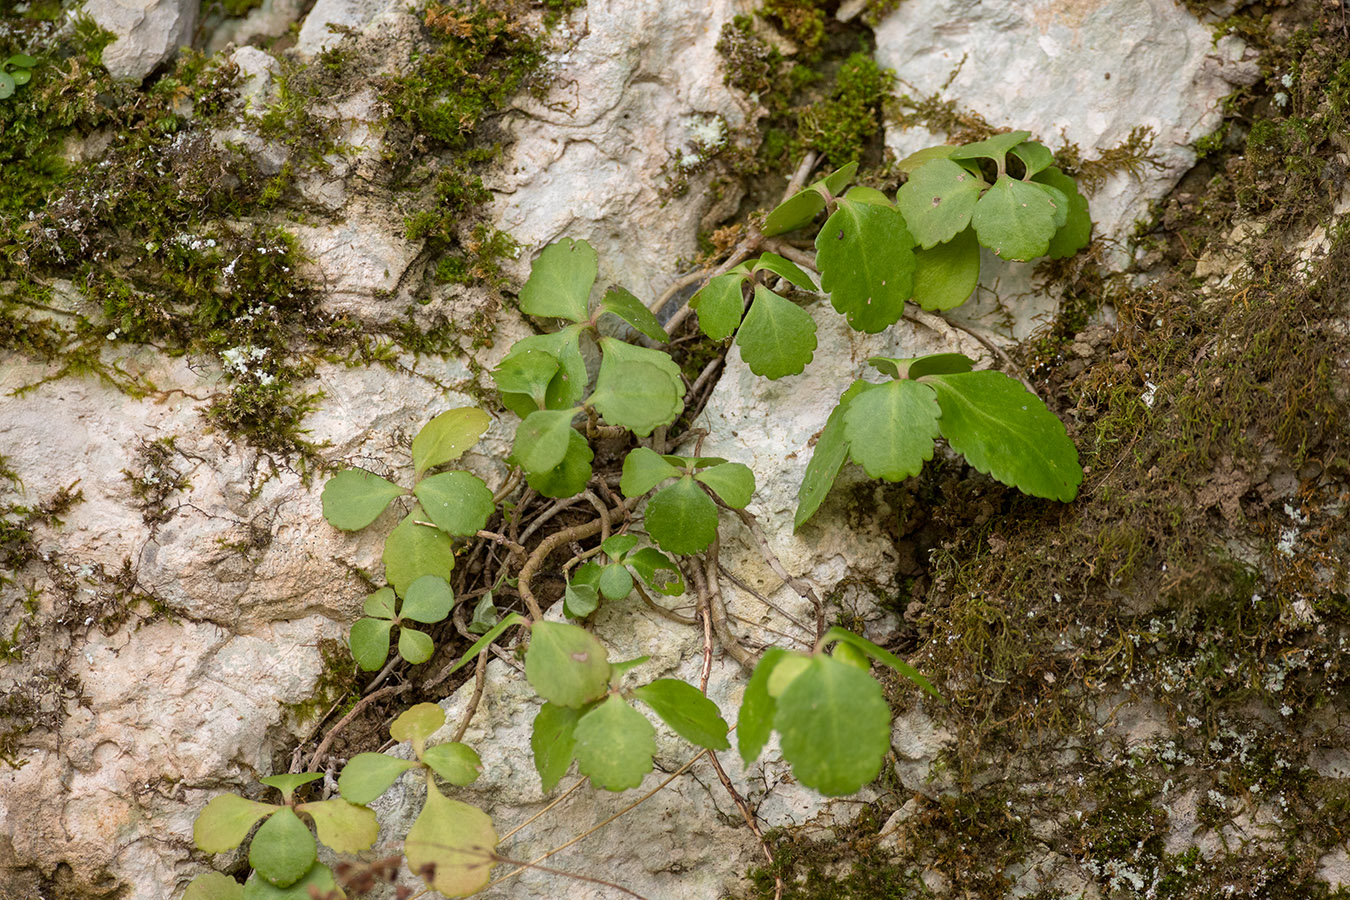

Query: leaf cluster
0;54;35;101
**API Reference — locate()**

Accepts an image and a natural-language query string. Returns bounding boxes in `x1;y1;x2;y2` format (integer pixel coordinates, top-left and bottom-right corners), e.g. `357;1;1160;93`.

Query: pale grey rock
207;0;305;55
85;0;198;81
1320;847;1350;890
229;45;281;112
296;0;401;57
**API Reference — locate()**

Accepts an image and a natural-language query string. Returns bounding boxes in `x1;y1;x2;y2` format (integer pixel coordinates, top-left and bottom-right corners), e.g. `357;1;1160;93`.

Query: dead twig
303;683;409;772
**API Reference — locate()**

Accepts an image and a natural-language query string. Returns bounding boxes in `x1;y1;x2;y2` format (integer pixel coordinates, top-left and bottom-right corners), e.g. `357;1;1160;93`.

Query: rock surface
85;0;198;81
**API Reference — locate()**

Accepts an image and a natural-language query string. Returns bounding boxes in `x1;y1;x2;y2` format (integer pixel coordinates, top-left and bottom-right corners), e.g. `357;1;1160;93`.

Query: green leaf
563;581;599;618
627;547;684;595
438;612;527;681
970;175;1061;261
512;409;578;474
911;226;981;312
399;575;454;624
492;349;560;409
524;427;594;498
390;702;447;745
600;286;669;342
794;381;877;531
598;563;634;600
866;353;974;380
349;617;393;671
602;534;640;558
1010;140;1054;177
689;273;748;341
816;198;915;334
1033;167;1092;259
258;772;323;801
895;144;957;174
632;678;730;750
337;753;418;805
774;655;892;796
249;807;316;888
694;462;755;509
242;864;341;900
9;68;31;87
498;327;588;417
320;469;404;531
468;593;499;634
843;379;941;481
608;655;649;685
589;359;683;437
738;647;788;765
7;54;38;68
821;161;860;195
1035;181;1070;229
193;794;277;854
922;370;1083;501
897;158;988;250
644;477;719;555
0;72;14;101
295;799;378;853
404;782;497;897
422;742;483;786
398;626;435;665
735;285;817;379
532;703;580;792
519;238;596;322
413;470;495;537
949;130;1031;163
753;253;817;291
412;408;491;477
823;626;941;698
620;447;680;497
761;162;858;236
525;621;612;708
767;653;811;697
573;695;657;791
185;872;244;900
362;587;396;619
383;506;455;597
598;338;686;419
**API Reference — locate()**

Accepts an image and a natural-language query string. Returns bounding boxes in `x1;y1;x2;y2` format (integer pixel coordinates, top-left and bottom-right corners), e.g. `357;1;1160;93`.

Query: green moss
798;52;892;168
761;0;827;54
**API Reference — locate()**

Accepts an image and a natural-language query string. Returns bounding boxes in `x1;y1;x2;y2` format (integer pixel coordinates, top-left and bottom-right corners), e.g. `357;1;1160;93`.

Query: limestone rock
85;0;198;81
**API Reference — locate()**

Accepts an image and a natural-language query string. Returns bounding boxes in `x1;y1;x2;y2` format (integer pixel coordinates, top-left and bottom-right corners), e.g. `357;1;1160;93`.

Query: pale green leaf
193;794;277;854
1010;140;1054;177
349;617;393;671
823;626;941;698
412;408;491;477
632;678;730;750
1034;167;1092;259
398;627;435;665
413;471;494;537
895;144;957;174
532;702;580;793
573;695;657;791
563;581;599;618
600;286;668;342
185;872;244;900
620;447;680;497
589;359;683;437
242;864;341;900
897;158;988;250
512;409;577;475
738;647;788;765
320;469;404;531
7;53;38;68
438;613;527;681
337;753;417;805
689;273;747;341
525;621;612;708
422;742;483;786
597;563;634;600
602;534;639;558
627;547;684;595
248;807;316;888
816;198;915;333
753;252;817;291
468;593;499;634
598;338;686;413
498;327;587;417
843;379;941;481
774;655;892;796
608;655;649;686
735;285;817;379
404;782;497;897
0;72;14;101
970;175;1061;261
524;428;594;499
762;188;825;238
258;772;322;801
519;238;596;322
922;369;1083;501
767;653;811;697
949;130;1031;162
644;477;719;556
694;462;755;509
383;506;455;597
295;799;378;853
390;702;446;745
492;349;559;409
794;381;877;531
362;587;396;619
866;353;974;380
911;226;981;312
399;575;453;624
1035;181;1070;228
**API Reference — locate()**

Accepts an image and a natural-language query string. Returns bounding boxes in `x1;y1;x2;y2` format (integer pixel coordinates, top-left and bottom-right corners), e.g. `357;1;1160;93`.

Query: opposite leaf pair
564;533;684;618
619;448;756;555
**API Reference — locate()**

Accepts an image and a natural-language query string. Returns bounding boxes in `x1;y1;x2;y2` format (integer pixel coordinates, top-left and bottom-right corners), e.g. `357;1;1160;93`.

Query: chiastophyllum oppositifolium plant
186;133;1090;898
